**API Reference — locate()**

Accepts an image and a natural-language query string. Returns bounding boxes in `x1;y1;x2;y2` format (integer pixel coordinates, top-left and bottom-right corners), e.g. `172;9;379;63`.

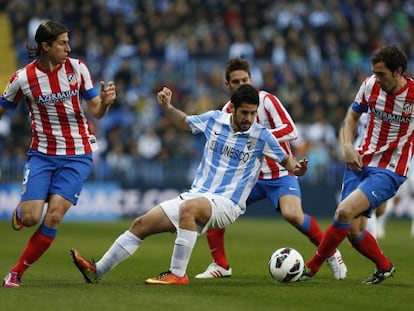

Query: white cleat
326;249;347;280
195;262;232;279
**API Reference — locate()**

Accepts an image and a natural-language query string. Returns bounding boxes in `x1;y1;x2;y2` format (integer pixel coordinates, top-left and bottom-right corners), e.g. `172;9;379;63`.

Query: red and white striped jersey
353;75;414;176
223;90;298;179
1;57;98;155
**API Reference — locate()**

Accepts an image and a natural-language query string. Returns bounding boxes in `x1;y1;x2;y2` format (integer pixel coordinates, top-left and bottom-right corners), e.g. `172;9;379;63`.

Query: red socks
11;225;56;277
206;228;229;269
307;222;350;274
350;230;392;270
300;215;324;246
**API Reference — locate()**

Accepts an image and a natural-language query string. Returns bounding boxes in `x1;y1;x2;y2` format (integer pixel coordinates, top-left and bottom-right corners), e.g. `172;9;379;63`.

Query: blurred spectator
3;0;414;187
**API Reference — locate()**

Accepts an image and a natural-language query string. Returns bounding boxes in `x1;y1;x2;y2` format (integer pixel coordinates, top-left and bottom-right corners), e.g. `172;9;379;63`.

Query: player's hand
343;143;363;172
100;81;116;106
293;158;308;176
157;87;173;107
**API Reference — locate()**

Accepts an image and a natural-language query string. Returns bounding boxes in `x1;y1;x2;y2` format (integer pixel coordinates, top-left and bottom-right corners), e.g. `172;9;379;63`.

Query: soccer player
70;84;308;285
340;113;387;239
1;20;116;288
300;45;414;284
195;58;347;280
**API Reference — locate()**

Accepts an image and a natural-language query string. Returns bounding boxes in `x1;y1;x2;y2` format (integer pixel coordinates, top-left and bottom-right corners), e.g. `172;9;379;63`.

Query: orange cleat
145;271;189;285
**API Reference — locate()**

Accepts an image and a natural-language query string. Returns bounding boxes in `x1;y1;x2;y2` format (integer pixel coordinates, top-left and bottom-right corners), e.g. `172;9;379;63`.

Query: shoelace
156;271;172;279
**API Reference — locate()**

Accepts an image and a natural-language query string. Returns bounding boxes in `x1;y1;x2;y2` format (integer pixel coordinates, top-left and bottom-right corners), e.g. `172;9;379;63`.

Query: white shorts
159;192;243;234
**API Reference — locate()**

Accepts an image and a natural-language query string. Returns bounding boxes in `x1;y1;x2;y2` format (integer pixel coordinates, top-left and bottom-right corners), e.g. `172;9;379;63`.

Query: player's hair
371;45;408;73
225;58;251;82
26;20;69;59
230;84;259;109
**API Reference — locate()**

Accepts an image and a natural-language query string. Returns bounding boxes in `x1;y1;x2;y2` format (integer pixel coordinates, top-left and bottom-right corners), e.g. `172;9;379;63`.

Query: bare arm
86;81;116;119
342;108;363;171
280;156;308;176
157;87;191;131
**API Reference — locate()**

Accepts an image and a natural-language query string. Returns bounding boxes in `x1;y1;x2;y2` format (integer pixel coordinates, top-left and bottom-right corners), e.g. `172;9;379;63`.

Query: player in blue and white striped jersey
70;84;308;285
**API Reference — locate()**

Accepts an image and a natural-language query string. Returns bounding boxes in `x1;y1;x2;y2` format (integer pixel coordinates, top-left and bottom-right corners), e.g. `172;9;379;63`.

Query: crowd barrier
0;182;340;221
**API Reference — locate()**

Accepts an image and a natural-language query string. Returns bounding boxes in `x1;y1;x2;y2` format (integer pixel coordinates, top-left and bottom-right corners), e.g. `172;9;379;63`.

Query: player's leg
196;183;265;279
71;203;176;283
304;168;402;283
279;190;346;280
348;216;394;283
194;228;233;278
347;216;395;284
147;194;241;284
305;188;369;277
279;194;324;246
3;154;60;288
3;199;46;288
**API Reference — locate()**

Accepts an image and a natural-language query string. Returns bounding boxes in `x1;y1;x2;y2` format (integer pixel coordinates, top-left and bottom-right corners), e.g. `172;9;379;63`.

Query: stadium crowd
1;0;414;188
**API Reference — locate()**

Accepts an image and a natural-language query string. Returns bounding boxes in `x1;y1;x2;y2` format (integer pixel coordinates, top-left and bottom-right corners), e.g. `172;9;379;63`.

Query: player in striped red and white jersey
1;20;116;288
70;84;308;285
196;58;347;280
302;45;413;285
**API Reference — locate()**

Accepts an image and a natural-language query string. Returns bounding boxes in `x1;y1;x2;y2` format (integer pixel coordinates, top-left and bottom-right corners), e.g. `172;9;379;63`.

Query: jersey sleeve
77;59;98;100
262;93;298;142
0;70;23;110
352;77;371;113
262;129;287;162
186;110;219;134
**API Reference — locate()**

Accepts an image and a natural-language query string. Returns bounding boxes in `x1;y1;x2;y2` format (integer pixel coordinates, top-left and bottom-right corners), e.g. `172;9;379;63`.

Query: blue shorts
246;175;301;212
340;166;406;216
20;150;93;205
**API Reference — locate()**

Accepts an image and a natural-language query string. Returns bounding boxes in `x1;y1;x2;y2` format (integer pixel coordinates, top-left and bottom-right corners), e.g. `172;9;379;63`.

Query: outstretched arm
157;87;191;131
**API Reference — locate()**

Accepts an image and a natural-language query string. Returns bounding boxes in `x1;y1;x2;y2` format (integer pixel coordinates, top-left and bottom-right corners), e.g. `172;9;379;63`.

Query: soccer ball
268;247;304;283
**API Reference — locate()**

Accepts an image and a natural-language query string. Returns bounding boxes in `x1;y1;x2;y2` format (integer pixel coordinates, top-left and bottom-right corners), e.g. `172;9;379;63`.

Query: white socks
170;228;197;277
95;230;142;277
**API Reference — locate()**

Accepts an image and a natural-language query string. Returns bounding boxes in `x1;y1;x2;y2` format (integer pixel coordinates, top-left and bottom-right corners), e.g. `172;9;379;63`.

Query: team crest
402;102;414;117
67;73;78;85
246;139;256;151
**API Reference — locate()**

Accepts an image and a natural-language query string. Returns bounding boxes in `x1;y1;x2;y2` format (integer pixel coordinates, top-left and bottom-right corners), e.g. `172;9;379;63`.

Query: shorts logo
371;191;378;198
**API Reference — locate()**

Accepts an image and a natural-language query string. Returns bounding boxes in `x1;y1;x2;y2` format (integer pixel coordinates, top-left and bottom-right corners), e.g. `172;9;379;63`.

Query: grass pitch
1;217;413;311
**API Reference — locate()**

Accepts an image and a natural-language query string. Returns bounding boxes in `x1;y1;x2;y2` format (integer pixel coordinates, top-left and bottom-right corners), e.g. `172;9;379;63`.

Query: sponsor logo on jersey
372;107;411;124
36;89;79;105
209;140;251;162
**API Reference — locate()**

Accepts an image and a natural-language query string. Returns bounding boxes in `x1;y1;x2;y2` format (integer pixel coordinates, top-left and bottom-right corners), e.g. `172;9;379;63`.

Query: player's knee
44;210;64;227
335;205;354;223
281;207;303;226
178;201;195;220
21;214;39;227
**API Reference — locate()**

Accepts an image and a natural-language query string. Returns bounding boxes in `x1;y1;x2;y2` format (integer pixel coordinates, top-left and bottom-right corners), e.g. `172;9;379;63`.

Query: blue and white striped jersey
186;110;287;212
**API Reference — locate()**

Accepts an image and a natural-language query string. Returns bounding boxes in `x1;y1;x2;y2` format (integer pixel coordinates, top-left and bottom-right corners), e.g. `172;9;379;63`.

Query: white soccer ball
268;247;304;283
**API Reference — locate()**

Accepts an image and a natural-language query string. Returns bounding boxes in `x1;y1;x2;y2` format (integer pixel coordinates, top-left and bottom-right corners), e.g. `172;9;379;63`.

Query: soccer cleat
326;249;347;280
11;206;24;231
145;271;189;285
195;262;232;279
3;271;21;288
361;265;395;285
297;266;313;281
70;248;99;284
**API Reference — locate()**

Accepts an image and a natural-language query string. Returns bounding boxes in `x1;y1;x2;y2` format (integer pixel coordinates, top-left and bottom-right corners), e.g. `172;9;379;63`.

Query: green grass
1;218;413;311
